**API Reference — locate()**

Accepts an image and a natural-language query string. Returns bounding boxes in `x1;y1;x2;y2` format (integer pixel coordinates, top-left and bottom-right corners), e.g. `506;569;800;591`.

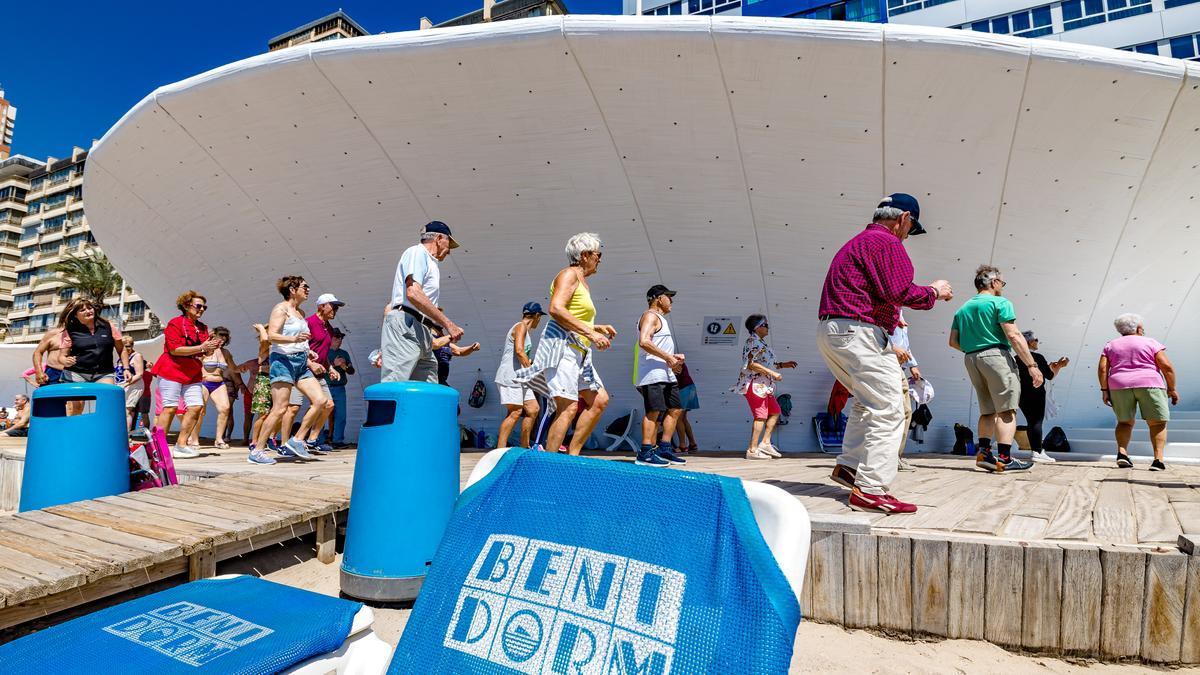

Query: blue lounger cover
0;575;361;674
390;448;801;674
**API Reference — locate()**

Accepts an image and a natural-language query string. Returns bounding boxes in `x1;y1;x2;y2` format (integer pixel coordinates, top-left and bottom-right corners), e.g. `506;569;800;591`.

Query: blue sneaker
635;445;669;467
277;446;299;459
976;449;1003;472
1000;456;1033;472
304;441;327;456
266;437;280;453
312;441;334;453
285;438;314;459
247;449;276;465
656;444;686;465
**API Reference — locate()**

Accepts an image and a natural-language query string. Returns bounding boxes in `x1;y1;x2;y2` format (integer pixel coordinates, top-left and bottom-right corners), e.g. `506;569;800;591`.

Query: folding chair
603;407;641;452
812;412;847;453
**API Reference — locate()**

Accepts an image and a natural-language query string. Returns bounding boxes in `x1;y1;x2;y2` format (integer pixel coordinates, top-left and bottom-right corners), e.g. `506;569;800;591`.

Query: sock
998;443;1012;461
978;437;992;453
657;442;673;454
640;444;654;456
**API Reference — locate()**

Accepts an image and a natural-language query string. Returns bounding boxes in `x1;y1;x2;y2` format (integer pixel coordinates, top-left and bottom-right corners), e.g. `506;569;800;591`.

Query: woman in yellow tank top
529;232;617;456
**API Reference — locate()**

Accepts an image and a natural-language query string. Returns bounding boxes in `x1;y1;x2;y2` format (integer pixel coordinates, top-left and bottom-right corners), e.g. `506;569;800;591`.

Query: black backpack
952;423;974;455
1044;426;1070;453
467;379;487;408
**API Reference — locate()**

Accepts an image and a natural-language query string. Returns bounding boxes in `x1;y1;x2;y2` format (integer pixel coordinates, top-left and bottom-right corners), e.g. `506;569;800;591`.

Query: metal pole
116;283;126;331
636;0;644;14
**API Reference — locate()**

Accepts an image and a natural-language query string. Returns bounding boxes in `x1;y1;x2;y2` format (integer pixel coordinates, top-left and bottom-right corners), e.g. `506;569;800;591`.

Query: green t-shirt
952;294;1016;354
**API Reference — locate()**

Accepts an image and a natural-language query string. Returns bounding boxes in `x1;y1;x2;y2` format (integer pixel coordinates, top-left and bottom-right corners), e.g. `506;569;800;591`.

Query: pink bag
149;426;179;486
129;443;161;491
129;427;178;491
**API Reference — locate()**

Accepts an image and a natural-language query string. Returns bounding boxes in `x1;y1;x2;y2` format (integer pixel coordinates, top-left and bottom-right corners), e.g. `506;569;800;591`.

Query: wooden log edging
804;514;1200;665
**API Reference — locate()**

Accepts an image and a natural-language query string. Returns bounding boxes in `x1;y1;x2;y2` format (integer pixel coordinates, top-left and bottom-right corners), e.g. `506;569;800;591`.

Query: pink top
1103;335;1167;390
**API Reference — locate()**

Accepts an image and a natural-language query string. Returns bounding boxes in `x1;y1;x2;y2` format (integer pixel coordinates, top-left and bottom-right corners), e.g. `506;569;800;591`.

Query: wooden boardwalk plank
1093;479;1138;544
955;481;1033;535
948;539;985;640
805;531;844;623
1021;543;1063;651
877;535;912;632
911;537;949;636
1100;547;1147;658
1060;544;1102;654
1001;515;1048;541
1132;480;1183;543
1044;480;1100;540
1183;557;1200;664
1173;502;1200;535
984;542;1024;647
842;533;877;628
12;511;180;562
1014;483;1067;520
1141;551;1188;663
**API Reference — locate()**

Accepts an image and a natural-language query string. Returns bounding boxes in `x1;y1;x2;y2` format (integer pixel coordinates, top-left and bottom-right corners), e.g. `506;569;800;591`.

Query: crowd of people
10;201;1184;502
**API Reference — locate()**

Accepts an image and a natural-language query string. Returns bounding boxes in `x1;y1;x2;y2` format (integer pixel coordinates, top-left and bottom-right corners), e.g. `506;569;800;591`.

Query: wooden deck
0;473;347;631
12;441;1189;549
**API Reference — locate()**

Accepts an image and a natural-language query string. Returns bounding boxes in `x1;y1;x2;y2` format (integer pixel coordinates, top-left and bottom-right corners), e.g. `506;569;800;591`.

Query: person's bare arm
1098;354;1111;406
549;268;609;349
32;329;57;384
513;322;533;369
948;328;961;352
450;342;480;357
1049;357;1069;378
637;312;681;369
1155;350;1178;405
8;410;29;432
112;327;130;377
404;278;461;341
1003;322;1043;388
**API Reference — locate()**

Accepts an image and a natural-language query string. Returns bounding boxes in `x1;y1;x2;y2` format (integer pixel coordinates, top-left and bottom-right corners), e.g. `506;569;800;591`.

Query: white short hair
873;206;905;222
565;232;602;264
1114;313;1142;336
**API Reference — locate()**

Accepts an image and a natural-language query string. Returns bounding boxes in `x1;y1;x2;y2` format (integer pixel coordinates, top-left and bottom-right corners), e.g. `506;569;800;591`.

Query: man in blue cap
495;301;546;448
382;221;465;383
817;193;953;514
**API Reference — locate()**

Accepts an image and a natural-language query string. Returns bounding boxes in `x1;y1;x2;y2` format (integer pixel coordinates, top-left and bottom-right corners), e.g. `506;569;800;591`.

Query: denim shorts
269;351;314;385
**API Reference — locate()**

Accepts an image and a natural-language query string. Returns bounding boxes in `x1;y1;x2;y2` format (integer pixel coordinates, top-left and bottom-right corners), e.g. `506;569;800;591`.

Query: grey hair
974;264;1002;291
419;232;440;243
1114;313;1142;336
873;206;905;222
14;394;27;402
565;232;602;265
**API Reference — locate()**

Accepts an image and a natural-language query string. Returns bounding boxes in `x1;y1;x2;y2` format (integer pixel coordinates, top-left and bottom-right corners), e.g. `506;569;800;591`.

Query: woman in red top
152;290;220;458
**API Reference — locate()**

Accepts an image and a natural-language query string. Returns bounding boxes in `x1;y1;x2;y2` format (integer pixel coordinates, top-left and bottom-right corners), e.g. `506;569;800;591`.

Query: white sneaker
745;448;772;460
897;457;917;471
172;445;199;459
757;442;782;458
1030;450;1057;463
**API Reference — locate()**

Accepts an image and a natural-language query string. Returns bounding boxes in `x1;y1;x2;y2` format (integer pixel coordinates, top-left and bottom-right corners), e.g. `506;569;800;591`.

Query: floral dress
733;335;777;397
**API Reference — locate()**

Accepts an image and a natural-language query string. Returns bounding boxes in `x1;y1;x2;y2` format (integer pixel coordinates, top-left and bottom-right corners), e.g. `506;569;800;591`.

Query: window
30;176;46;192
59;288;75;301
1165;0;1200;8
966;5;1052;37
1121;41;1160;54
797;0;882;21
126;301;147;319
20;246;34;261
644;1;683;14
17;271;33;285
1061;0;1150;31
13;294;31;306
1170;33;1200;59
39;241;60;254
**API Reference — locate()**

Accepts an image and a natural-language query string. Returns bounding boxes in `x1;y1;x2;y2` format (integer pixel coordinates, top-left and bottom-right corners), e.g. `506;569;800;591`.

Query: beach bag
776;393;793;425
952;422;974;456
468;378;487;408
147;426;179;487
1044;426;1070;453
129;443;161;491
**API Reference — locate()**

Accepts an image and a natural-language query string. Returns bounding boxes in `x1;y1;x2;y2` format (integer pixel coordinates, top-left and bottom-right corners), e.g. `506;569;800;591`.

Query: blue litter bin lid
364;381;458;401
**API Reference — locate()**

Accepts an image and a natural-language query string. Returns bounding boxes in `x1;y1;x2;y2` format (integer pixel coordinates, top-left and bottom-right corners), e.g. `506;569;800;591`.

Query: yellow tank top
551;273;595;348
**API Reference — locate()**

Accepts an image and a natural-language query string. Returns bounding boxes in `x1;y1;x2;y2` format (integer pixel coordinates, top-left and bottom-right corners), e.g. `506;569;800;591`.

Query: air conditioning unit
26;302;35;310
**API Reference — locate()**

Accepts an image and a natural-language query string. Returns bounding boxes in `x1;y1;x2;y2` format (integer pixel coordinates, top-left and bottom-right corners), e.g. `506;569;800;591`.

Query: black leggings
1020;397;1046;451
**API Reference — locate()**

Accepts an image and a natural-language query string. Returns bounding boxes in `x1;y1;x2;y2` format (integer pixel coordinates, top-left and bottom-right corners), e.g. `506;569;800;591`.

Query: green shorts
1110;387;1170;422
964;347;1021;416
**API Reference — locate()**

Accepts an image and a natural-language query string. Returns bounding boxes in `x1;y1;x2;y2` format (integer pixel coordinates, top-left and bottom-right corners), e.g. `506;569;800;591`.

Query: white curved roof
84;16;1200;449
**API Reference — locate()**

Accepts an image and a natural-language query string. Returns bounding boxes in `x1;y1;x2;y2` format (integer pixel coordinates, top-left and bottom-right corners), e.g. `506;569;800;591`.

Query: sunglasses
587;250;603;260
191;303;208;311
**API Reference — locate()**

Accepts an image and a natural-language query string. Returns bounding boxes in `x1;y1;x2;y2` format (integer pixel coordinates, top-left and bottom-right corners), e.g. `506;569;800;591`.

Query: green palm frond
50;252;123;305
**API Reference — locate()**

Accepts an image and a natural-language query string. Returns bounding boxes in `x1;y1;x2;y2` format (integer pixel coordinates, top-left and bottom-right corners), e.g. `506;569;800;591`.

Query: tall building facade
425;0;570;28
0;88;16;161
267;10;369;51
624;0;1200;56
1;147;153;343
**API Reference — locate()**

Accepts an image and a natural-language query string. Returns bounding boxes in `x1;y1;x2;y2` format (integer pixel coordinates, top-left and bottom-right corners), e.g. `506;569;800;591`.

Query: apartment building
424;0;570;28
625;0;1200;57
0;87;15;161
2;147;152;343
267;10;369;51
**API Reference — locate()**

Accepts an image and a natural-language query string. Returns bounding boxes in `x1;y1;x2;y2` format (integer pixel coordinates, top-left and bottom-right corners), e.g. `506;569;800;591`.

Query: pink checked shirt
818;224;936;333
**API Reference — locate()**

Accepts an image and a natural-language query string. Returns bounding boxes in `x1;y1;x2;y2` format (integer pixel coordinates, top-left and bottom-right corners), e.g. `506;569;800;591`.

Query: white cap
316;293;344;307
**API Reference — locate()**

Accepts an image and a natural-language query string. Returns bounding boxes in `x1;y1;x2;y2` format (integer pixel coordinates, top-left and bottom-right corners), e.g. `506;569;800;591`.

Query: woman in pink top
1098;313;1178;471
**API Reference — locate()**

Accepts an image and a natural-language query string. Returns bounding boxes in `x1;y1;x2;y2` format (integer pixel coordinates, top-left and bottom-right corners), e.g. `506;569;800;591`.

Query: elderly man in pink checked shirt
817;193;954;514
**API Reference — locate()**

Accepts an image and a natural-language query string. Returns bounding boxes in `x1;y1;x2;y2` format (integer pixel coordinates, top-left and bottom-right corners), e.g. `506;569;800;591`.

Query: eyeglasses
994;279;1007;288
587;250;603;260
191;303;208;311
300;283;310;290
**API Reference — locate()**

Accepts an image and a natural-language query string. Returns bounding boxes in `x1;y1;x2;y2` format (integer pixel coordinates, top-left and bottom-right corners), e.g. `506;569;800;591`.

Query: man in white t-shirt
381;221;464;383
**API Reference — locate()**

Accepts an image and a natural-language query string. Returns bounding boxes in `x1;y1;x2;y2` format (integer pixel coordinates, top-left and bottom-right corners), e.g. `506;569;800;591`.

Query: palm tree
51;251;123;306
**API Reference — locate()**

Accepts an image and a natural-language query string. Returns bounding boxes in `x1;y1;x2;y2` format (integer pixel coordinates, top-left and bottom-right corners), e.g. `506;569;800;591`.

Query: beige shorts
965;347;1021;415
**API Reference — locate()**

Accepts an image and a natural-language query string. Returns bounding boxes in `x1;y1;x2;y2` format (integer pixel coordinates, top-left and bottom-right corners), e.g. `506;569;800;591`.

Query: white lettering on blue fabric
444;534;683;674
103;602;274;667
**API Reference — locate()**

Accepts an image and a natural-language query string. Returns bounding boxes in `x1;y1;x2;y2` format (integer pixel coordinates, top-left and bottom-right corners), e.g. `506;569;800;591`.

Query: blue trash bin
341;381;459;601
19;382;129;512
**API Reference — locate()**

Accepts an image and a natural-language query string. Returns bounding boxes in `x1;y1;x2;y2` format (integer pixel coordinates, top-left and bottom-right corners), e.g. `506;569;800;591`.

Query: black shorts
638;382;681;413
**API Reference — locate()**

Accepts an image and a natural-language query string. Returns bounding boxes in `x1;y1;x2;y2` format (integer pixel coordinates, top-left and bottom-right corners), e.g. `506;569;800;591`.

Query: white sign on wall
702;316;739;346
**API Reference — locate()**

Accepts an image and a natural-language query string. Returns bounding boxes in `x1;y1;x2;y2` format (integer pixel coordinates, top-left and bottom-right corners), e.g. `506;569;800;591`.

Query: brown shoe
831;463;857;489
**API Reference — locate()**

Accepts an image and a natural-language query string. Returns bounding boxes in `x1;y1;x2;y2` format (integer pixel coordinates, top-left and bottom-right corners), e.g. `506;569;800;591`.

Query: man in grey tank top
635;285;687;467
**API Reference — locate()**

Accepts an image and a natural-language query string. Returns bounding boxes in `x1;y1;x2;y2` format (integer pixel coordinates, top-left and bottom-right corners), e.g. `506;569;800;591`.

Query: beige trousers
817;319;905;494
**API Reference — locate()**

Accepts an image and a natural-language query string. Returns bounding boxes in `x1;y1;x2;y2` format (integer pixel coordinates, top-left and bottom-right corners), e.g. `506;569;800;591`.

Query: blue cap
422;220;459;248
522;301;546;316
878;193;925;235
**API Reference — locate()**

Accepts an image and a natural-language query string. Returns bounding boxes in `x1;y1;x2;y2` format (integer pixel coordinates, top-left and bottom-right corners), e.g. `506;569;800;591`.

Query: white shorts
124;381;145;409
289;376;332;406
544;347;604;402
498;383;536;406
159;379;204;408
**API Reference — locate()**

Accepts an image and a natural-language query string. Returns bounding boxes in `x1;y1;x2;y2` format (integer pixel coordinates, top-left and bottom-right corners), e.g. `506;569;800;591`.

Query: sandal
214;440;230;450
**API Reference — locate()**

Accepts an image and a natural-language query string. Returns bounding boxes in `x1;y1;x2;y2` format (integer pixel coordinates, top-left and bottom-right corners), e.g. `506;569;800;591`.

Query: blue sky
4;0;622;161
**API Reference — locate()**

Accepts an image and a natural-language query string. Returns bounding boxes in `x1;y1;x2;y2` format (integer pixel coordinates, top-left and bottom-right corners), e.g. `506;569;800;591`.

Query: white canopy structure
83;16;1200;449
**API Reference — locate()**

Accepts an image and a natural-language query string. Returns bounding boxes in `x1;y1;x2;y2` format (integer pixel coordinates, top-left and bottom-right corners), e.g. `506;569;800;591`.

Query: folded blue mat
0;575;361;674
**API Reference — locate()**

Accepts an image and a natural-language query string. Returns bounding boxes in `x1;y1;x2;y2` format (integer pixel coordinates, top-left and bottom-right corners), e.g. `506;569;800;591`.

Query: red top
818;224;936;333
151;315;209;384
306;315;333;367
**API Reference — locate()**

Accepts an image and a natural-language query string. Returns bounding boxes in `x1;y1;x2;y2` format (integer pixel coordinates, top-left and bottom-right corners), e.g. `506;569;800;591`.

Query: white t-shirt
391;243;440;311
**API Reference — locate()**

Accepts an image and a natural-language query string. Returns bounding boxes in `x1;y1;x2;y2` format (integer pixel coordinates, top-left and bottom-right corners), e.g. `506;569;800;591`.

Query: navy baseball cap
422;220;459;248
522;301;546;316
647;284;677;301
879;193;925;236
